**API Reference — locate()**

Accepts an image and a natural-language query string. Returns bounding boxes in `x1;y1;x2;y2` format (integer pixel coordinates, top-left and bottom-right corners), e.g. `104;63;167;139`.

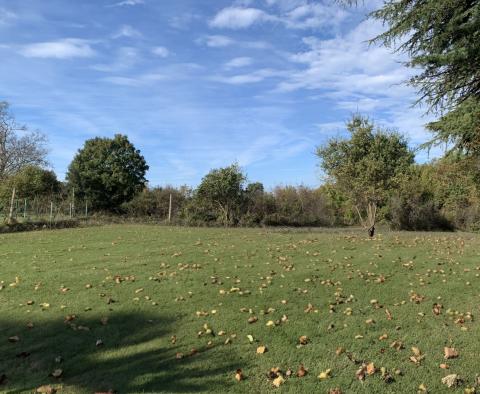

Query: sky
0;0;437;188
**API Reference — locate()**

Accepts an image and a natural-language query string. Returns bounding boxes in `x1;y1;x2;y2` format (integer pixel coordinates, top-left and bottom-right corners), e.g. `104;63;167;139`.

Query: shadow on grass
0;312;240;393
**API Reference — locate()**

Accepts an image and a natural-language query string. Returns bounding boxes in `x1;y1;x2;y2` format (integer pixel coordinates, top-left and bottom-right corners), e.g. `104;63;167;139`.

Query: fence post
24;198;27;219
72;187;75;217
168;193;172;223
49;201;53;227
85;199;88;219
8;187;15;224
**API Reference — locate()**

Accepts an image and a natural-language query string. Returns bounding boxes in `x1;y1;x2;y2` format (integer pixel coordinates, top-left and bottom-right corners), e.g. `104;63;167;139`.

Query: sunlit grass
1;225;479;393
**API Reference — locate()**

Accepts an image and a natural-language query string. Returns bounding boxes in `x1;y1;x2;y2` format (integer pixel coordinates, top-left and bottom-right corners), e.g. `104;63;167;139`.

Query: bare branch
0;102;48;180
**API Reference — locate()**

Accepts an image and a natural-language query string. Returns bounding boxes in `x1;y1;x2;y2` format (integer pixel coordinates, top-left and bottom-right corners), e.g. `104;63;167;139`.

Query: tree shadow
0;312;241;393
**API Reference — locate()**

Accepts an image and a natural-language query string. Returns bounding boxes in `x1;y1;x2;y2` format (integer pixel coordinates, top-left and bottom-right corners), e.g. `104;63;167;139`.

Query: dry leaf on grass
433;303;442;315
256;346;267;354
272;375;285;387
235;368;244;381
443;347;458;359
355;365;367;381
318;369;331;380
297;364;307;377
299;335;309;345
366;362;376;375
36;385;56;394
441;374;460;388
329;389;342;394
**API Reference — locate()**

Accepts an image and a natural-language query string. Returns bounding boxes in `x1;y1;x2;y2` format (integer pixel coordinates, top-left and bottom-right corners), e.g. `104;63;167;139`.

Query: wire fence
0;190;89;224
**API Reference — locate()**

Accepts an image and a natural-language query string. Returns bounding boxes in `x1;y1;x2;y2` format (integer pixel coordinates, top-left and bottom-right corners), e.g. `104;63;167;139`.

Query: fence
0;188;89;224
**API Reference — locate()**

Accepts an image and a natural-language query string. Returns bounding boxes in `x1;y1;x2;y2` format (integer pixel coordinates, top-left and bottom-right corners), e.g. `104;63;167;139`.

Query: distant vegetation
1;0;479;232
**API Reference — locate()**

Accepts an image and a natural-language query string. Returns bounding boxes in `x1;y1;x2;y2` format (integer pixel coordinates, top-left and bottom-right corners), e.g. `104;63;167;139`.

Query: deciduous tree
67;134;148;211
196;164;246;227
316;115;414;235
0;102;47;180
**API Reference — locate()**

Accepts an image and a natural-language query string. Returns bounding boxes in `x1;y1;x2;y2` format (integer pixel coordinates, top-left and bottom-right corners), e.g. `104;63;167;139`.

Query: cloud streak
210;3;347;30
19;39;95;59
109;0;144;7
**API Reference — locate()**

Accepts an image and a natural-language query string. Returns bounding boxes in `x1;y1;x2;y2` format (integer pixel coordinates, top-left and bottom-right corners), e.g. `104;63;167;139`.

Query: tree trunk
7;187;15;224
367;202;377;238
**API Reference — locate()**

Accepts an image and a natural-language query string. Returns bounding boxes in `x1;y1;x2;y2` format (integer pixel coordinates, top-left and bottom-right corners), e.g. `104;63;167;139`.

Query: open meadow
1;225;480;393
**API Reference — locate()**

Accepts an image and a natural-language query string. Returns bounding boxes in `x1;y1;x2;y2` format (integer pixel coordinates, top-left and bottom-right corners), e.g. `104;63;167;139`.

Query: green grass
1;225;479;393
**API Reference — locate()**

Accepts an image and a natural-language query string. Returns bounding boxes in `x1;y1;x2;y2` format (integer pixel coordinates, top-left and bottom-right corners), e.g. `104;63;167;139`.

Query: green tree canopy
196;164;246;226
67;134;148;211
0;165;61;200
316;115;414;231
425;97;480;156
370;0;480;112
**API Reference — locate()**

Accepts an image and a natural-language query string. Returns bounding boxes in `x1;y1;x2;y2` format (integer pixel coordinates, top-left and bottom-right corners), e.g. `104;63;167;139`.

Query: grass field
1;225;479;393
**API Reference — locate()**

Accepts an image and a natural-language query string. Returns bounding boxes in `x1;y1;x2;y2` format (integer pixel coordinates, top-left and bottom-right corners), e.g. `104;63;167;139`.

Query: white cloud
19;39;95;59
225;57;253;69
196;35;270;50
196;35;235;47
266;18;433;144
113;25;142;39
101;73;168;87
100;63;203;87
210;7;275;29
152;46;169;57
213;68;286;85
110;0;144;7
210;4;347;30
277;20;411;97
284;3;347;29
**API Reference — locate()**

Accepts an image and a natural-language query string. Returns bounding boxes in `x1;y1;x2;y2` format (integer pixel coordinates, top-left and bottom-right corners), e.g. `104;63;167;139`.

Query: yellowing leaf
318;369;331;380
272;375;285;387
256;345;267;354
412;347;421;357
366;362;376;375
299;335;309;345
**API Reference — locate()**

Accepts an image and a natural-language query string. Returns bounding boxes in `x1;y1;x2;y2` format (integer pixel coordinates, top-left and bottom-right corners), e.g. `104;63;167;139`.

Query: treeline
122;182;334;227
121;158;480;231
4;158;478;232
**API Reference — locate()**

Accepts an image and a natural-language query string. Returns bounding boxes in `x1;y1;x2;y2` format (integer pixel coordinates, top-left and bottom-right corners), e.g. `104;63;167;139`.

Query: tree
386;164;453;231
122;186;190;220
425;97;480;156
370;0;480;113
0;102;47;180
0;165;60;200
316;115;414;235
341;0;479;157
67;134;149;211
196;164;246;227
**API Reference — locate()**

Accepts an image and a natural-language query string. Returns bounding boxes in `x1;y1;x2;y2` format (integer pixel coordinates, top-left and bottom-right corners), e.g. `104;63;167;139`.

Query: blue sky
0;0;436;188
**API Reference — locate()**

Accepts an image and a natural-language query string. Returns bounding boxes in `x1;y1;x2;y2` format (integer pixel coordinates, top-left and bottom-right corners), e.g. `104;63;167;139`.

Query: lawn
1;225;479;393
